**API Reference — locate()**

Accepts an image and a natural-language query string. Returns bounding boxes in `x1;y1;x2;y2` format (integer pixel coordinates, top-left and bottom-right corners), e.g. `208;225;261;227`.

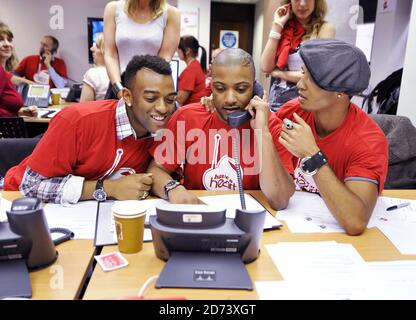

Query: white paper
264;242;373;299
0;194;12;222
368;197;416;255
366;261;416;299
37;108;61;119
276;191;344;233
43;201;98;239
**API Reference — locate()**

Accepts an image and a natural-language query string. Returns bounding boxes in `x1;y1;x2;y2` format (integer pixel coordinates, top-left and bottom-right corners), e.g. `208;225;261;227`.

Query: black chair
0;137;40;177
0;117;28;138
370;114;416;189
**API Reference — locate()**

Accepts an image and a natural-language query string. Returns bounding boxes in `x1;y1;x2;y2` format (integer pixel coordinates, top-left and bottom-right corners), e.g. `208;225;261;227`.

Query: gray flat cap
299;39;370;95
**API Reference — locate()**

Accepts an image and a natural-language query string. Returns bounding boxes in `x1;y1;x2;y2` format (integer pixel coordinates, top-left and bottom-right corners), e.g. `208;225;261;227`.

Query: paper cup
112;201;147;254
51;92;61;105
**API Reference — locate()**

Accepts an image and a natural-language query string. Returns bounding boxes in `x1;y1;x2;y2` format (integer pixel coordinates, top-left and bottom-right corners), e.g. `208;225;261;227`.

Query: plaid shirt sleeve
19;166;71;204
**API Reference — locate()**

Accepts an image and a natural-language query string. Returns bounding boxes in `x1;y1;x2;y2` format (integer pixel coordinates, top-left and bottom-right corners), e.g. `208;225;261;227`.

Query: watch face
93;189;107;202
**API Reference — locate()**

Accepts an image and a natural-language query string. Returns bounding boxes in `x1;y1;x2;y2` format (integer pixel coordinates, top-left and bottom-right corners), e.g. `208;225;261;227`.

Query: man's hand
168;186;205;204
279;112;320;158
247;90;270;131
18;106;38;117
201;94;215;113
42;51;53;68
106;173;153;200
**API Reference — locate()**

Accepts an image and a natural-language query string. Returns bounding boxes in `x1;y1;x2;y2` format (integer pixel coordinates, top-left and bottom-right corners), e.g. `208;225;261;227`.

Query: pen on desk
386;202;411;211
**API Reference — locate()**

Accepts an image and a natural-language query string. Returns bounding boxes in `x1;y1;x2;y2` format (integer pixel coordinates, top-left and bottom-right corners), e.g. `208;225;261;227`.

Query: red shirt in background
15;55;67;88
276;98;388;194
178;60;209;106
0;65;23;117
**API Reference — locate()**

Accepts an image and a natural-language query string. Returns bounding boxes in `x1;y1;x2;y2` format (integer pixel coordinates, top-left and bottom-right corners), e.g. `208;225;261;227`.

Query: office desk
83;190;416;300
2;191;97;300
23;103;71;124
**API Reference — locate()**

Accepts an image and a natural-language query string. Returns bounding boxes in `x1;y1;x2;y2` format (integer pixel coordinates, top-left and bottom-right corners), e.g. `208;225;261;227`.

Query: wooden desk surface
1;191;96;300
83;190;416;300
23;102;73;123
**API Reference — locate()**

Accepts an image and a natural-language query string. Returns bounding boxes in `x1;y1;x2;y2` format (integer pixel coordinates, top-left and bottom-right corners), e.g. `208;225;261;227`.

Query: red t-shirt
150;103;292;190
276;99;388;193
0;65;23;117
178;60;208;105
15;55;67;88
4;100;153;190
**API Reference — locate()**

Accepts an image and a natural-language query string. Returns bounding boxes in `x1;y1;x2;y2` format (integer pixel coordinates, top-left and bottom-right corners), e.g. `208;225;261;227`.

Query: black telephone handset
227;81;264;128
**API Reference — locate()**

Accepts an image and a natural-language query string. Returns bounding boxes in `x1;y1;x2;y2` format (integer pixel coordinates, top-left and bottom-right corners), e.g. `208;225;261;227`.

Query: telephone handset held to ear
227;81;264;128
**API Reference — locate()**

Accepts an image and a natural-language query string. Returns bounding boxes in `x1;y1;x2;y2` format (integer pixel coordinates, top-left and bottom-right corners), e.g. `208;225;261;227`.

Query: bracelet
269;30;282;40
273;20;284;29
112;81;124;95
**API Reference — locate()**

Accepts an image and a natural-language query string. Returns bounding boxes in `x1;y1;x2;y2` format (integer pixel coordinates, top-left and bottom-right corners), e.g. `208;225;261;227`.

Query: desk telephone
18;83;50;108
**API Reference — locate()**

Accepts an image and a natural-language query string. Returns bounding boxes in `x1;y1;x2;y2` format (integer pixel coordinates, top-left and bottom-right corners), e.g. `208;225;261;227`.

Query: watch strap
301;150;328;175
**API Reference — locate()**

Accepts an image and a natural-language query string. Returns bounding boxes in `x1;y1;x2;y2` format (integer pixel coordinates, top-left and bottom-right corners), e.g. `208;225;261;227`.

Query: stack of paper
368;197;416;255
276;191;344;233
256;242;374;299
0;194;12;222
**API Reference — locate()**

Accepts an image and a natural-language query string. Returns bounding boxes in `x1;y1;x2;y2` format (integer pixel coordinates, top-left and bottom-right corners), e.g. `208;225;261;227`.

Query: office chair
0;117;28;138
0;137;40;177
370;114;416;189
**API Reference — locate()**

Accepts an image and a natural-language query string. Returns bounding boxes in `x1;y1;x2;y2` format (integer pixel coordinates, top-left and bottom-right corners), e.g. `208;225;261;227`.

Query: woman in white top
80;33;109;101
104;0;180;98
261;0;335;111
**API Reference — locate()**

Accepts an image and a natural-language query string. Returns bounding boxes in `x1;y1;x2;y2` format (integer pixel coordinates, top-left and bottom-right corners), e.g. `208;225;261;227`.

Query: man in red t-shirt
277;39;388;235
15;35;68;88
4;55;177;205
149;49;295;210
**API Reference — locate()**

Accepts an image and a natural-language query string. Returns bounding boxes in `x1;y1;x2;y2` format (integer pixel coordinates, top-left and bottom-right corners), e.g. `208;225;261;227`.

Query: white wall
326;0;358;45
0;0;179;83
177;0;211;74
253;0;265;81
370;0;412;88
398;0;416;125
1;0;109;83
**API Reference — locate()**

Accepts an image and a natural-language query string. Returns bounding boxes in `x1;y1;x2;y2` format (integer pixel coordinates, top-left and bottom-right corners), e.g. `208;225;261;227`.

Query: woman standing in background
80;33;109;101
261;0;335;111
104;0;180;99
176;35;209;107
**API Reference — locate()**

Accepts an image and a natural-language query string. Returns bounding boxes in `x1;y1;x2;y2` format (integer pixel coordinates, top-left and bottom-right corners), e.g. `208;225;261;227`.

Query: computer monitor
87;17;104;64
170;59;179;92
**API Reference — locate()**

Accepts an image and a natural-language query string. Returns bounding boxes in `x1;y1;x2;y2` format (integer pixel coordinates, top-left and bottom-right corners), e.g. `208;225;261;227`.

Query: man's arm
279;113;379;235
313;167;378;235
20;167;154;204
147;159;202;204
247;94;295;210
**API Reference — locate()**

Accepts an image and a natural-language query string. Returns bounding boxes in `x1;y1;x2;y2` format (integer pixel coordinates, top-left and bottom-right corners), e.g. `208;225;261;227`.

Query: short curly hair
123;55;172;90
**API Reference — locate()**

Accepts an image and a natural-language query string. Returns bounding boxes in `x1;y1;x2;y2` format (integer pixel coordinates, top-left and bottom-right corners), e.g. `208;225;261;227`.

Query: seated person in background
277;39;388;235
0;21;35;86
148;48;295;210
80;33;110;101
0;65;37;117
176;35;209;107
4;55;176;205
14;35;68;88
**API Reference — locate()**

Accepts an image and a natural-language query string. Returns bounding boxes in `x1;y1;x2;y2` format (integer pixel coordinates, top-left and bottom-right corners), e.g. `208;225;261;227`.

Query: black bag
363;68;403;115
